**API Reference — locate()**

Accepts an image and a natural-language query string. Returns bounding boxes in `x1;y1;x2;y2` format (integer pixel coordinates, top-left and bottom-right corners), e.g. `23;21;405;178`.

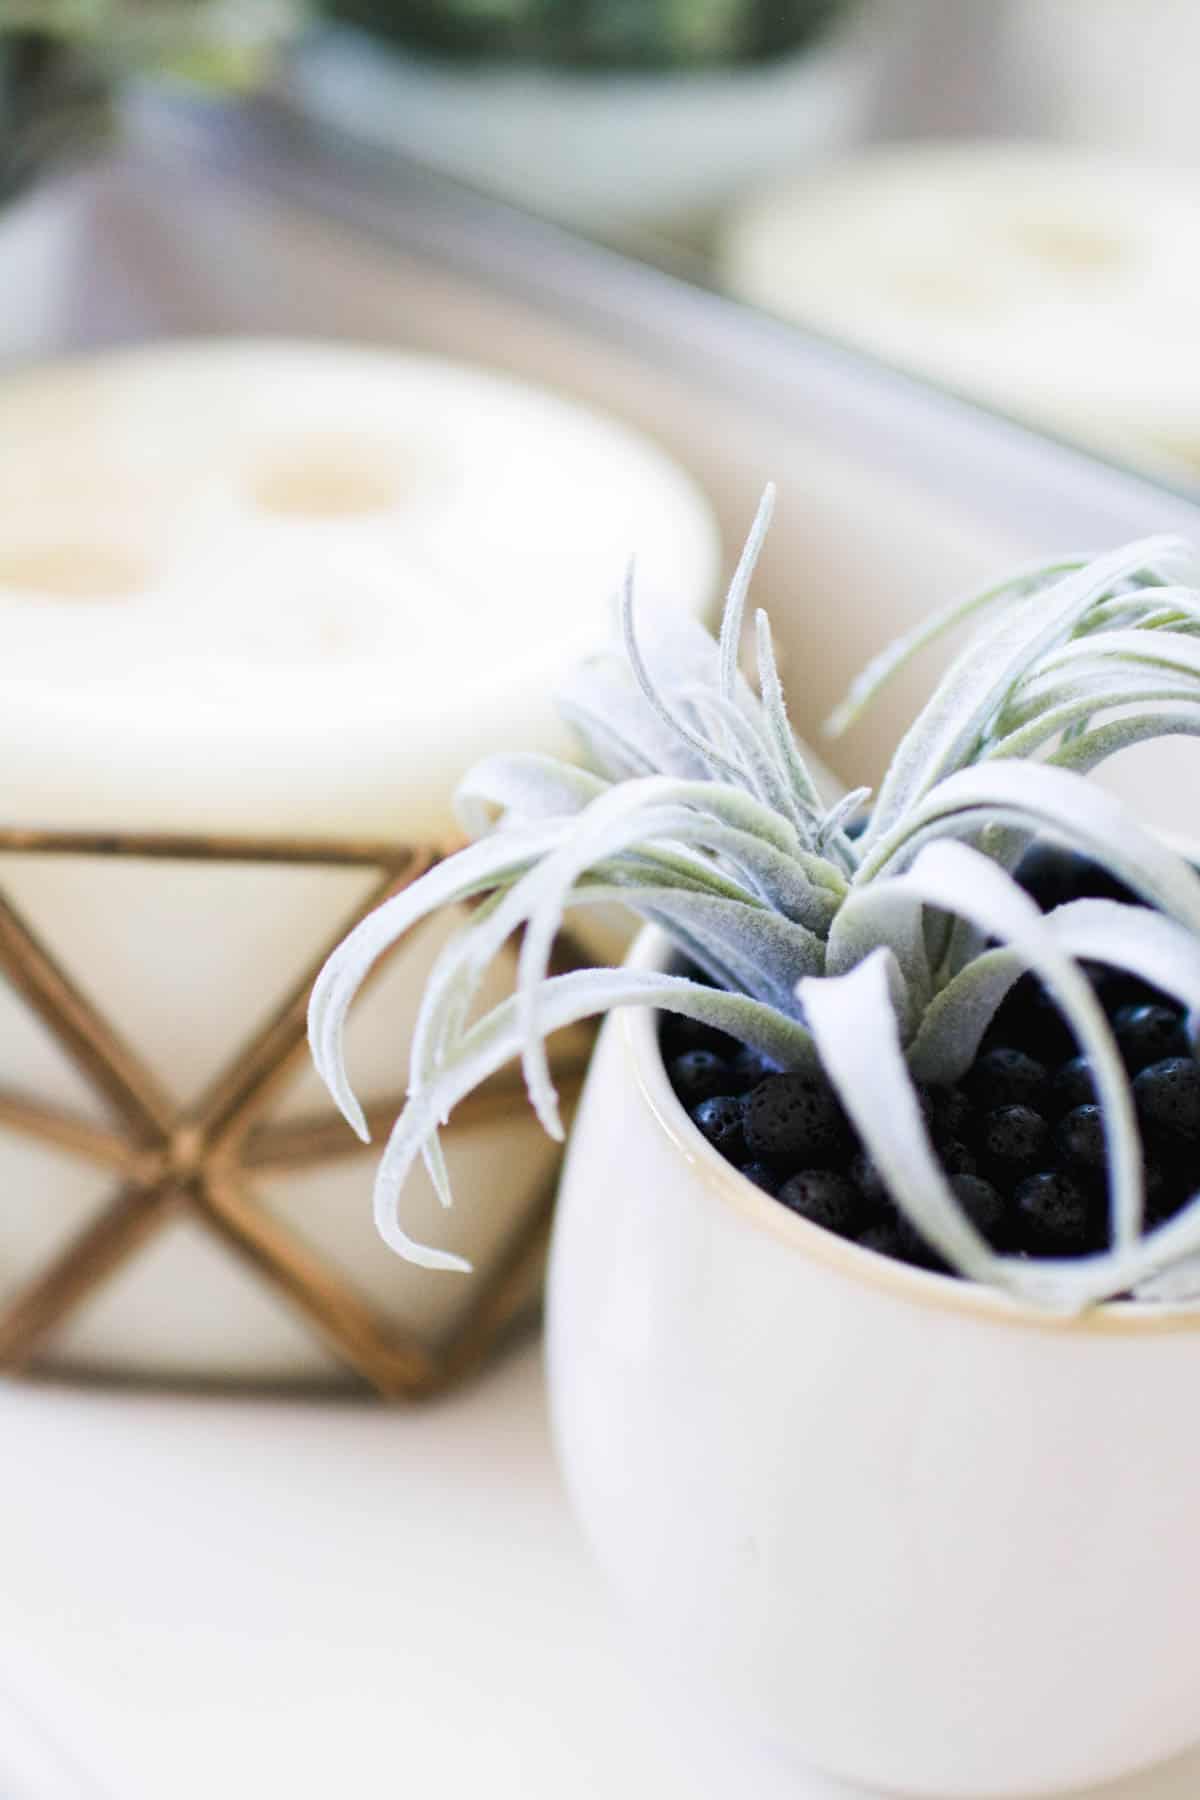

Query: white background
2;1343;1199;1799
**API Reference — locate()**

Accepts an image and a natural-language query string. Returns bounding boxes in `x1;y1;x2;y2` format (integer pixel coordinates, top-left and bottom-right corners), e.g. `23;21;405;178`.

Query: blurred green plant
322;0;850;70
0;1;303;197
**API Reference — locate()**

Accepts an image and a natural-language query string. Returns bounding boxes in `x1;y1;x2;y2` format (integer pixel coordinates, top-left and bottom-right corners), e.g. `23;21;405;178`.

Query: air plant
308;489;1200;1311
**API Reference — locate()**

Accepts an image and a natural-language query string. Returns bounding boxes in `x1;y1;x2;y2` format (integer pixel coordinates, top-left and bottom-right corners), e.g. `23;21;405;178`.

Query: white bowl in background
288;20;883;243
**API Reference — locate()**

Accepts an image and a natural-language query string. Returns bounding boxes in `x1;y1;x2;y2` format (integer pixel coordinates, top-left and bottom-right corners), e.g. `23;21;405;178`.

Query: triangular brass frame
0;826;591;1397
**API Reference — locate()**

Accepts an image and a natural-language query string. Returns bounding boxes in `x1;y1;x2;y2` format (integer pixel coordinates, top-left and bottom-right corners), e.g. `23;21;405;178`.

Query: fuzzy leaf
858;762;1200;940
823;553;1091;739
371;967;816;1267
509;780;827;1130
905;947;1024;1083
823;880;932;1033
1048;900;1200;1017
719;485;775;703
882;841;1144;1250
861;540;1197;847
455;754;608;835
1049;710;1200;778
754;609;825;820
308;821;570;1139
800;951;1006;1283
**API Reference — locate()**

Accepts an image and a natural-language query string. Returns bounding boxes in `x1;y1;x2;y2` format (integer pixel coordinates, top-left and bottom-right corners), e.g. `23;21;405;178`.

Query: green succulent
0;3;298;84
309;491;1200;1311
322;0;847;70
0;2;301;197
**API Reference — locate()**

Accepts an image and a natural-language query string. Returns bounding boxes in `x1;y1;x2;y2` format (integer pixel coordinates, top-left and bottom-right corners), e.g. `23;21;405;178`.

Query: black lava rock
1113;1004;1189;1073
929;1084;975;1145
1051;1056;1098;1115
690;1094;745;1158
987;975;1075;1063
660;1014;733;1059
727;1043;780;1094
743;1072;848;1166
949;1173;1006;1241
659;838;1200;1281
850;1151;888;1206
858;1215;946;1273
966;1047;1048;1111
980;1104;1050;1175
939;1138;978;1178
777;1170;863;1234
1055;1104;1108;1171
738;1160;781;1196
668;1049;733;1107
1134;1058;1200;1144
1013;1170;1097;1255
1013;844;1094;911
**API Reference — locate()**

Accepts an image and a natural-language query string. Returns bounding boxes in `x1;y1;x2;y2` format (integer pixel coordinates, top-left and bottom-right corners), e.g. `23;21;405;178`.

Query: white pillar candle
721;143;1200;478
0;338;719;1385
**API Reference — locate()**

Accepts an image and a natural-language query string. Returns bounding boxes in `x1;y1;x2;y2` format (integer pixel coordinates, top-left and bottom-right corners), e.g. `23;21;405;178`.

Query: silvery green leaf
559;597;733;784
455;753;608;835
1049;709;1200;779
912;899;1200;1087
818;788;871;855
719;484;775;703
421;777;843;1138
508;779;828;1130
1131;1229;1200;1302
620;566;748;789
885;841;1144;1251
371;967;816;1268
754;609;825;819
405;778;831;1139
859;762;1200;939
800;950;1006;1284
1058;1200;1200;1307
905;948;1024;1083
823;553;1091;739
1001;670;1200;736
404;845;763;1115
1047;899;1200;1016
559;674;702;782
682;682;814;834
990;683;1200;761
308;820;570;1139
823;879;932;1034
1032;626;1200;688
861;540;1196;847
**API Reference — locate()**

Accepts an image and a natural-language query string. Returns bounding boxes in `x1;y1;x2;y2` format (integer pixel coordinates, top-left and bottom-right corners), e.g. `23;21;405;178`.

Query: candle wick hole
0;544;146;599
251;445;400;520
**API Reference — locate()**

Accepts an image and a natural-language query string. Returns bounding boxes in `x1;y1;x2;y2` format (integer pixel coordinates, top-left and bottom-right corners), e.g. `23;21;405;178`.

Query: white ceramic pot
547;927;1200;1798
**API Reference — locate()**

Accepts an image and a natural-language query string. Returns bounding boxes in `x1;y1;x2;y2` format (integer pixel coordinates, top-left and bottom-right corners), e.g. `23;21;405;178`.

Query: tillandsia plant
309;489;1200;1312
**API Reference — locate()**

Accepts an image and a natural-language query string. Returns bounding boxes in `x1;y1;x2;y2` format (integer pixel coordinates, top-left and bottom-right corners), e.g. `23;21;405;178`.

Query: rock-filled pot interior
659;836;1200;1287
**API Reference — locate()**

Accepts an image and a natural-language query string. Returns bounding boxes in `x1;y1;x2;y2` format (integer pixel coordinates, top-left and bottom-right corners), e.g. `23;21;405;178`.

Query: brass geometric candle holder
0;827;593;1398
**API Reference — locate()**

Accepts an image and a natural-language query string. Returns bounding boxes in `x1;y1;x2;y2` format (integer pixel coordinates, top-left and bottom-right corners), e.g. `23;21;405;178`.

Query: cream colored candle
0;339;719;1384
721;143;1200;478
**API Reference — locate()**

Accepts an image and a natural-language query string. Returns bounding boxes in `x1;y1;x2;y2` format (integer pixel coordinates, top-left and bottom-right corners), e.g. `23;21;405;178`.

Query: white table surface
1;1341;1198;1800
